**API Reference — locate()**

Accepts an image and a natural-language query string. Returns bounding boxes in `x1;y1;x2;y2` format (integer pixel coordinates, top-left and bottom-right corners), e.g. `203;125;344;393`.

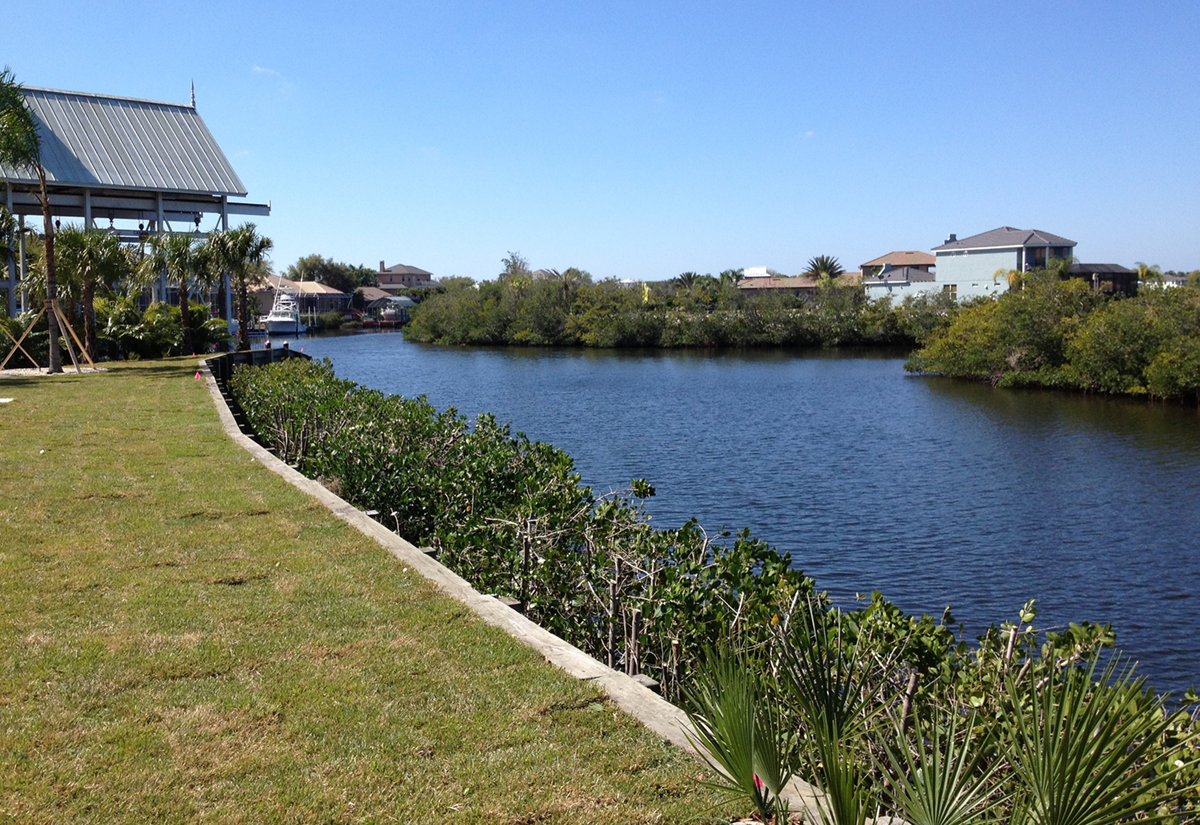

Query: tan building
253;278;350;316
859;251;936;279
377;261;435;292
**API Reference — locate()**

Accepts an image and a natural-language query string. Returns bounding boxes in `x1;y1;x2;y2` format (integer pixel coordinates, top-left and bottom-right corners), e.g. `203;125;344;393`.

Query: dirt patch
0;367;108;378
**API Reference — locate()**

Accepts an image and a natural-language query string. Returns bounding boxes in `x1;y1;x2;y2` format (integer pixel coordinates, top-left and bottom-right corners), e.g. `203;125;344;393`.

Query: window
943;284;957;298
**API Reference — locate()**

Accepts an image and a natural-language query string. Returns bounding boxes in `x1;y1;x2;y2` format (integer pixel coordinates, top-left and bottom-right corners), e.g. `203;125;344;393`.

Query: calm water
282;331;1200;694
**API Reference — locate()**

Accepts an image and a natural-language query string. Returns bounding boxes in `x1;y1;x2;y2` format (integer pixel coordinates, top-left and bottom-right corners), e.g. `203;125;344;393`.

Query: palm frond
684;651;793;822
1006;654;1197;825
877;711;1002;825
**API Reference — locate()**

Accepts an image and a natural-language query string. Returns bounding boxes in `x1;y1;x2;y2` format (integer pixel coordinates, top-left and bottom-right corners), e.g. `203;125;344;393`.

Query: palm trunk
36;167;60;373
236;275;250;351
178;279;192;355
215;275;229;352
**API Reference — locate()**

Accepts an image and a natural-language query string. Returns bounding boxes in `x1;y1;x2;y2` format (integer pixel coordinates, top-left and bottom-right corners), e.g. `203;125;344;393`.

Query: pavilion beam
6;190;270;219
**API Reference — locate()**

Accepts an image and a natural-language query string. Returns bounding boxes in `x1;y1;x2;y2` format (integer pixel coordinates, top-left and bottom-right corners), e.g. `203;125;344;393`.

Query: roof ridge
24;86;194;111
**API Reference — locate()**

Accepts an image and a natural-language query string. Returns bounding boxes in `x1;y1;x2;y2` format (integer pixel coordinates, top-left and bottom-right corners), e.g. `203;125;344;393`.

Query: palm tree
541;266;591;300
0;204;16;266
1005;655;1197;825
1134;261;1163;287
139;232;215;356
674;271;699;291
55;226;131;361
804;256;845;280
0;66;60;371
207;223;273;350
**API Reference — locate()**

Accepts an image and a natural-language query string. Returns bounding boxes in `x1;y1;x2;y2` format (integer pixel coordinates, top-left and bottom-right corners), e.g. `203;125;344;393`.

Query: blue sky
8;1;1200;278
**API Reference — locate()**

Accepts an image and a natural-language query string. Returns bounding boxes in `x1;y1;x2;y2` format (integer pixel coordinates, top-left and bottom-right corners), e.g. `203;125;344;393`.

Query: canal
284;331;1200;694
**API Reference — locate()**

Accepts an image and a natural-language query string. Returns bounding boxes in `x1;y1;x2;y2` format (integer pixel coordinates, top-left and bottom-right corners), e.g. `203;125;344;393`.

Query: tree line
405;253;959;349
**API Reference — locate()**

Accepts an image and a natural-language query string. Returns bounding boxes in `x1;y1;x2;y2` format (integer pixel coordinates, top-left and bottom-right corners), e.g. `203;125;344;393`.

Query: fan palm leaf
1006;654;1196;825
684;652;793;823
877;711;1002;825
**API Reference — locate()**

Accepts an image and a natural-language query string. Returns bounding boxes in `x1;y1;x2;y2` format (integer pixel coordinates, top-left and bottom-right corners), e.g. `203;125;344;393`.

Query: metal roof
1069;263;1134;275
933;227;1076;252
0;87;247;197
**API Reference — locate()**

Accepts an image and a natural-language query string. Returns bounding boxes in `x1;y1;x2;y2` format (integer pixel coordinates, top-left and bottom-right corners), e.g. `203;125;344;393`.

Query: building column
4;186;13;317
18;214;27;313
221;197;232;330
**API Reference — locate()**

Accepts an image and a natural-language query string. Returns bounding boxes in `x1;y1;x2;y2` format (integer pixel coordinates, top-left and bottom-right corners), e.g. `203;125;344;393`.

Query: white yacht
260;282;306;335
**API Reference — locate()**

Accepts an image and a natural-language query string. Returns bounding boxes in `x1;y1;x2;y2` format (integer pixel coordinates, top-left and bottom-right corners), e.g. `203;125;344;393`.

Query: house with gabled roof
377;261;435;292
932;227;1076;299
859;251;935;279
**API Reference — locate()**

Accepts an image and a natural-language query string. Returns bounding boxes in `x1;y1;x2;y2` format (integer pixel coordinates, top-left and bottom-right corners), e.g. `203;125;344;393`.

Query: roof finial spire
190;80;195;108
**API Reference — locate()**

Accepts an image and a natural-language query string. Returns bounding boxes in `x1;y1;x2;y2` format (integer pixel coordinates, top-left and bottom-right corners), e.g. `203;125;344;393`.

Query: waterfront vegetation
0;360;734;823
404;268;963;349
232;356;1200;824
404;264;1200;403
907;273;1200;402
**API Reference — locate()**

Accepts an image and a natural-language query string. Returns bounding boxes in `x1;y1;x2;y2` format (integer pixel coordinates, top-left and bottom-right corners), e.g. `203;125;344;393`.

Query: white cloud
253;65;280;76
805;130;815;138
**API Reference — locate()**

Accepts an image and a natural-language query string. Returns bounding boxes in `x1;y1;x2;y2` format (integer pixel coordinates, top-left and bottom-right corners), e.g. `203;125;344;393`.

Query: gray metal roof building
1;86;268;233
2;84;269;317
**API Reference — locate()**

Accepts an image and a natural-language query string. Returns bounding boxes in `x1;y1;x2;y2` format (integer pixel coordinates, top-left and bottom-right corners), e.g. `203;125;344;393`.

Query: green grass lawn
0;359;732;824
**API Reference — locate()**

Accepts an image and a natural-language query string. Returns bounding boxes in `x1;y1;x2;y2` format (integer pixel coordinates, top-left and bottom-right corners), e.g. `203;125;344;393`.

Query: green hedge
230;357;811;698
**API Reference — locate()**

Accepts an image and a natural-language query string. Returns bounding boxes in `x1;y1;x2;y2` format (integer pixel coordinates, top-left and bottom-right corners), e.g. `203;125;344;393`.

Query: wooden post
0;321;38;370
628;609;641;676
671;638;680;695
52;302;82;373
900;671;920;733
52;300;96;370
0;304;45;371
607;580;618;669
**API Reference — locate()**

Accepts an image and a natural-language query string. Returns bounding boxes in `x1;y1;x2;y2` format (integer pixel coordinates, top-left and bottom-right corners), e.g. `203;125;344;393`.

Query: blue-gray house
932;227;1076;299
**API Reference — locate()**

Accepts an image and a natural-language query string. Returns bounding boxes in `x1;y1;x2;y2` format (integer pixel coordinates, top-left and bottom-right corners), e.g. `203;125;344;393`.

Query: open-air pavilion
1;84;269;321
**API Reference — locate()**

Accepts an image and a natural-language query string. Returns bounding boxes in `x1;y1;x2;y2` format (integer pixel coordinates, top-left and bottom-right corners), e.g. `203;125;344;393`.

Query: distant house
253;277;350;316
378;261;435;292
859;251;935;279
861;266;937;298
932;227;1076;299
736;275;821;297
1068;263;1138;297
743;266;771;278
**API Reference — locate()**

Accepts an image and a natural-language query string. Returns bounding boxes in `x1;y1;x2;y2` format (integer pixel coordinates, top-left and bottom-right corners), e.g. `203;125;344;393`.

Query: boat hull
262;317;306;335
